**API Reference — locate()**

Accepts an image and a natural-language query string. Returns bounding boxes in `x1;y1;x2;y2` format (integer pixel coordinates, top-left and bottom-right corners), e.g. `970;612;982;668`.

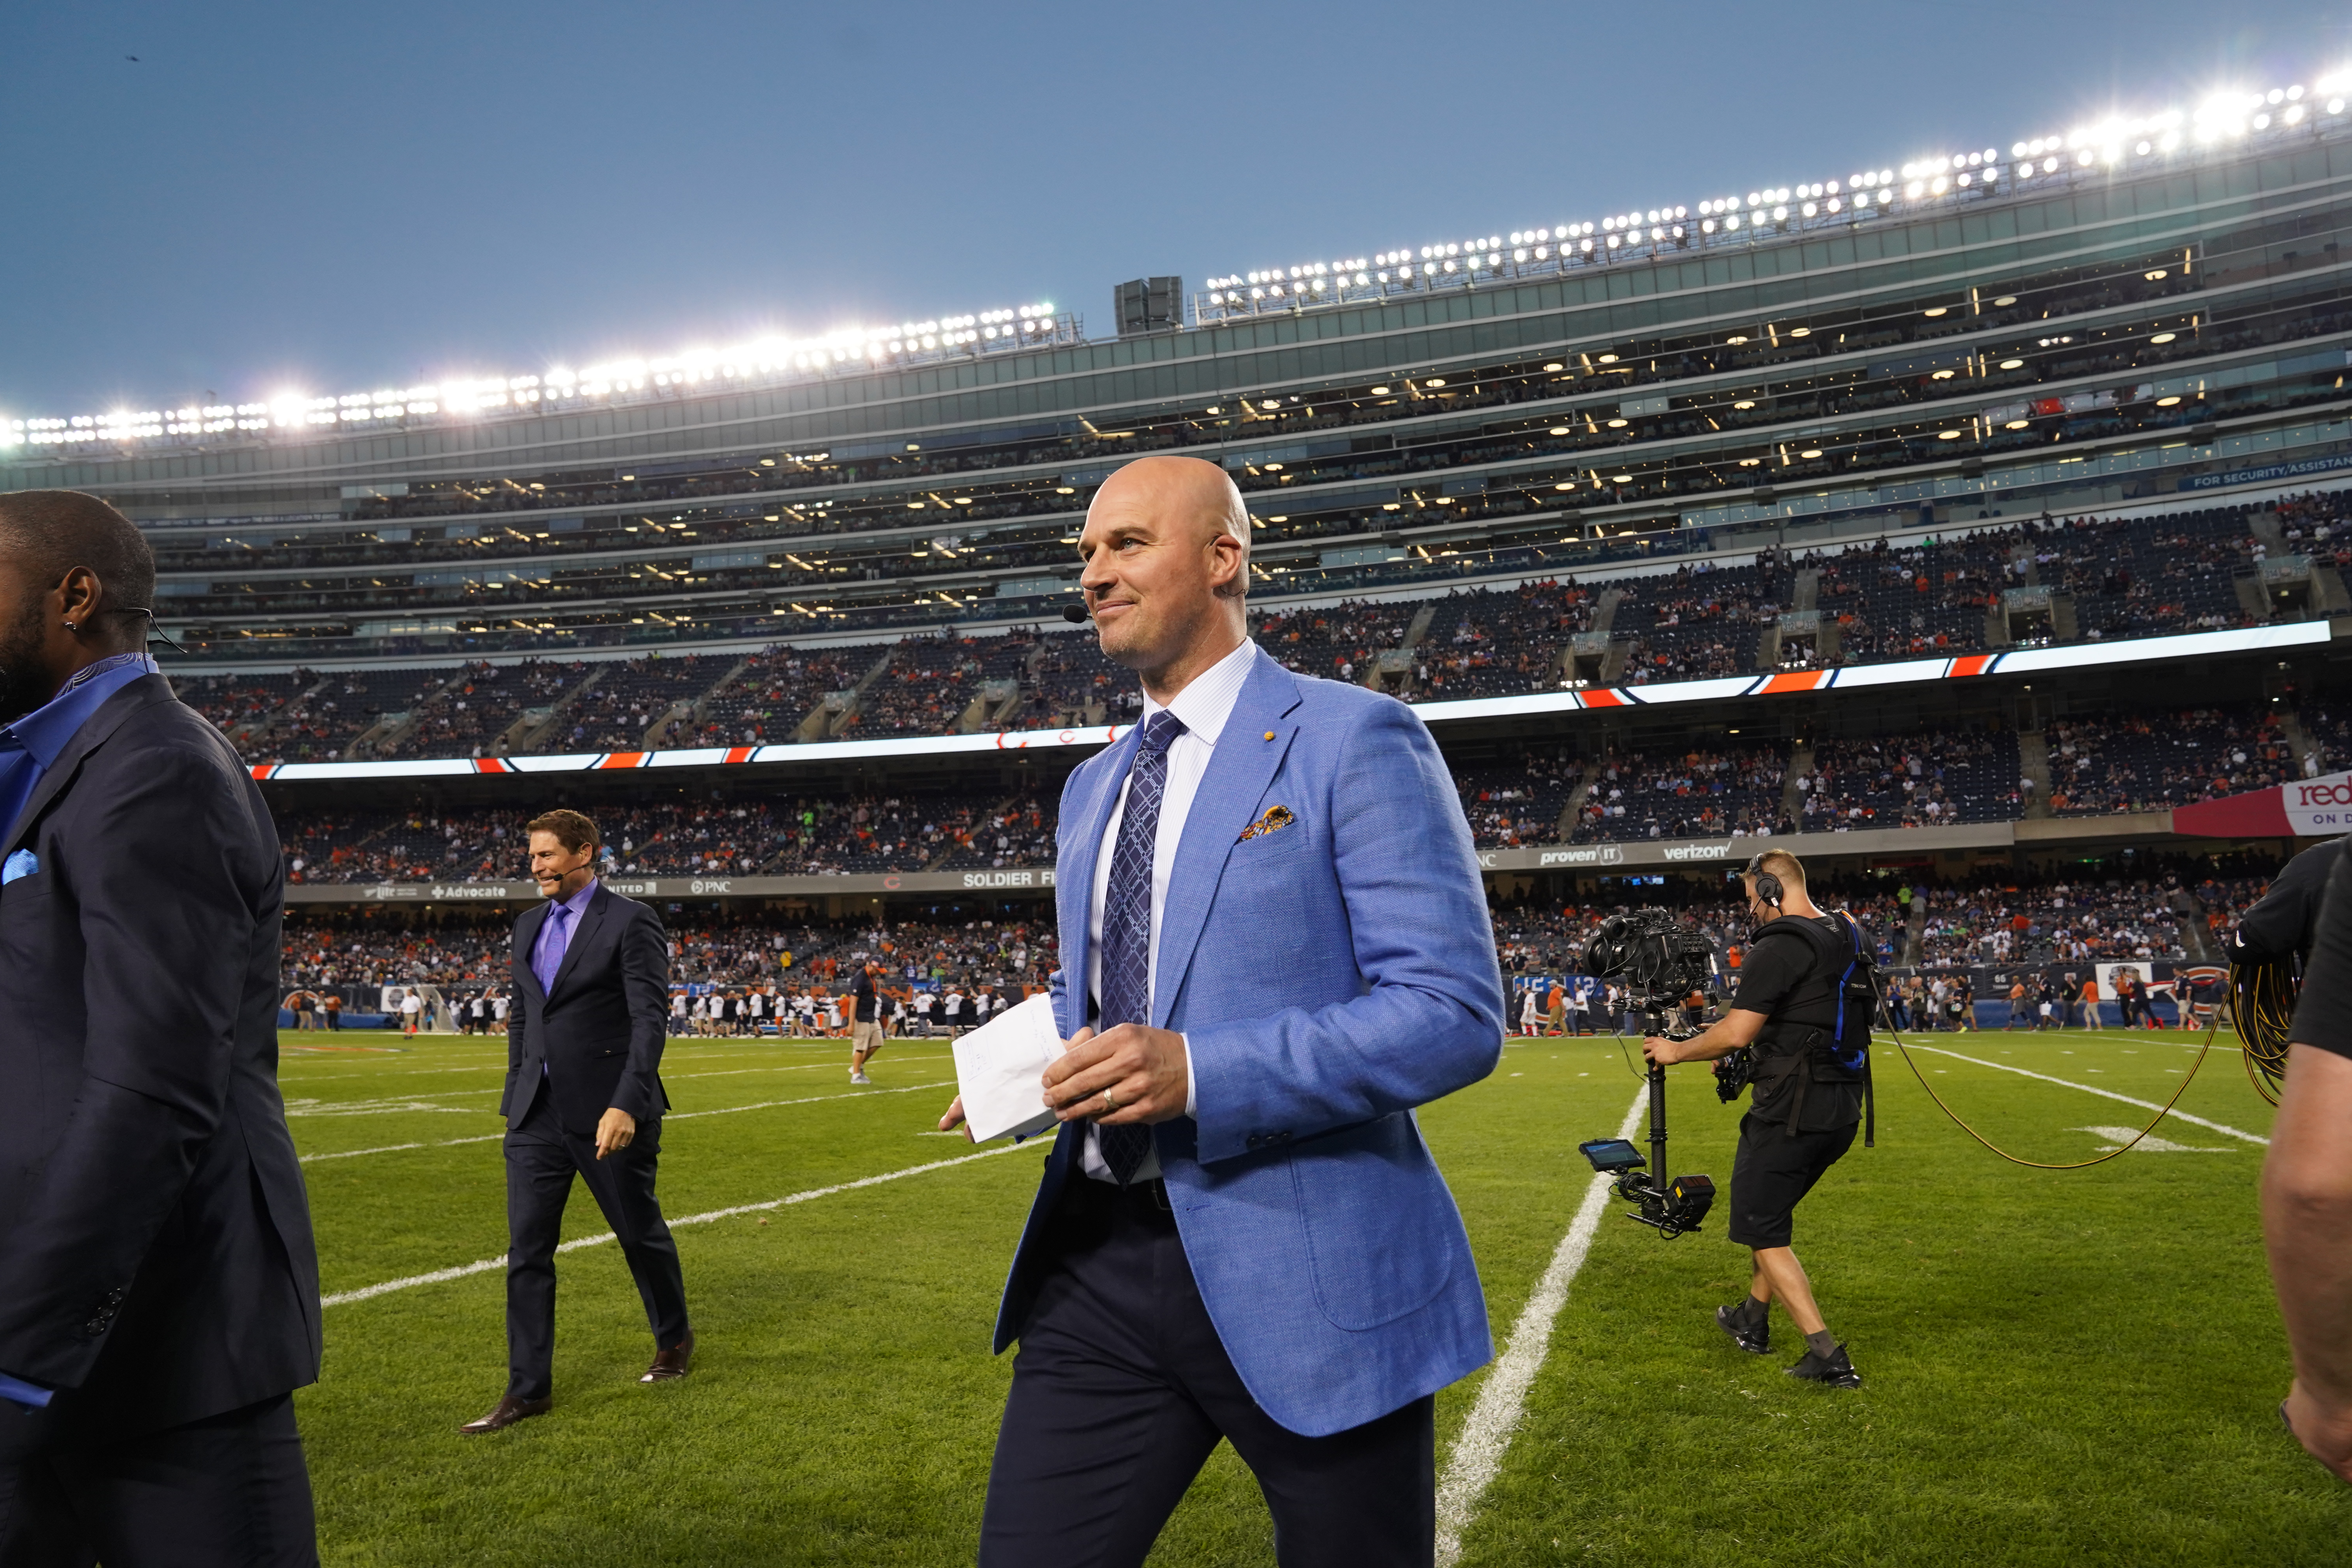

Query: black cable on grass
1600;995;2223;1169
2230;956;2297;1107
1884;999;2222;1170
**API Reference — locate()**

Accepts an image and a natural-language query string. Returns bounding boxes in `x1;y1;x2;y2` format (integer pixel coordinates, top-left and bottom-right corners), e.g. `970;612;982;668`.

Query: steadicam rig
1578;909;1722;1239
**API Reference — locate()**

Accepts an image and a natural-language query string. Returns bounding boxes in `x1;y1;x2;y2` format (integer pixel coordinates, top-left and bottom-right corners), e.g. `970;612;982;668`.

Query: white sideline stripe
1905;1045;2270;1146
1434;1083;1646;1567
320;1142;1027;1307
298;1080;954;1163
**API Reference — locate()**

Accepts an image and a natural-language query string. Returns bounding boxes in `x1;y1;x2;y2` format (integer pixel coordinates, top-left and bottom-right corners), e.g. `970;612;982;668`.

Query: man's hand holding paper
941;993;1070;1143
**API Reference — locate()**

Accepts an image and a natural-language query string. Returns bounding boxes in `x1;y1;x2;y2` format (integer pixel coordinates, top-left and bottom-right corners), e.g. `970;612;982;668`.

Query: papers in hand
951;991;1066;1142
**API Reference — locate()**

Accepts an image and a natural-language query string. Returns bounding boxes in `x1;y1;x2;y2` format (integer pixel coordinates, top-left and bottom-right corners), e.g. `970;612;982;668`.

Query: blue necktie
1097;710;1185;1185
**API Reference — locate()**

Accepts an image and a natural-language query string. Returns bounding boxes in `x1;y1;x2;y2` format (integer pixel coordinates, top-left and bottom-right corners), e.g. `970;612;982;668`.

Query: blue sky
2;0;2344;416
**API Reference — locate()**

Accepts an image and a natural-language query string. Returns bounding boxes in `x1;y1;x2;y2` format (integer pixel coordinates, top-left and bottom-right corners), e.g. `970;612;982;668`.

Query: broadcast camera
1576;909;1721;1239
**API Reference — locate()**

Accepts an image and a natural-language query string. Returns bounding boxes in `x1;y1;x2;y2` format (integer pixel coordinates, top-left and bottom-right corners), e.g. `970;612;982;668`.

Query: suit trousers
979;1176;1435;1568
0;1394;316;1568
504;1094;691;1401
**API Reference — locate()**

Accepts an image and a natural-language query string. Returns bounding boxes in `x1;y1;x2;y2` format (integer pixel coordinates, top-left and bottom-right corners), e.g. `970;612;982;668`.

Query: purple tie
535;904;572;995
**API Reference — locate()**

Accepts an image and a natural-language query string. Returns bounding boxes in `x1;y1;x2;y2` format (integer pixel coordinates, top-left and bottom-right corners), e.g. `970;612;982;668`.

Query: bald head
1089;456;1251;594
0;490;156;719
0;490;155;626
1076;455;1251;700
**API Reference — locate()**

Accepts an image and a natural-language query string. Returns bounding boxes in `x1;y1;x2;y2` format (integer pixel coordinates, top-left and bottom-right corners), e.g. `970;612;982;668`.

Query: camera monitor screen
1579;1138;1646;1173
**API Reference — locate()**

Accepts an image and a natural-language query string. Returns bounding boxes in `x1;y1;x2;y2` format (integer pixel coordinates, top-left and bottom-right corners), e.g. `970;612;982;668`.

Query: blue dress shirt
0;653;160;848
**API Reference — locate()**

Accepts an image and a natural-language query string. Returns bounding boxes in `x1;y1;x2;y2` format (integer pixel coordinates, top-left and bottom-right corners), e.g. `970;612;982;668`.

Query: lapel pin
1263;730;1274;741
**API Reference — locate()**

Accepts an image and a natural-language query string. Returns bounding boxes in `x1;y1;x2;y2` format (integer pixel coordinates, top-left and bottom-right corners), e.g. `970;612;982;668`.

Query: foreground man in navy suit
0;490;321;1565
943;455;1505;1566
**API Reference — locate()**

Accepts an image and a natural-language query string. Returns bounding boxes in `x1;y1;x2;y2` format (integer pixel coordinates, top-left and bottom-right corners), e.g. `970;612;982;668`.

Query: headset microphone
1060;603;1091;624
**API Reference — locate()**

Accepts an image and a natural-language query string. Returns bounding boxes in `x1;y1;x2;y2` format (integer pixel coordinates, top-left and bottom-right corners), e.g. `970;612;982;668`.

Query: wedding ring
1101;1089;1118;1113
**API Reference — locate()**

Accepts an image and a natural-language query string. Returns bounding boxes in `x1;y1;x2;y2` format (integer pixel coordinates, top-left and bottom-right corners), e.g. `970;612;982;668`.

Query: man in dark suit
0;490;321;1564
462;808;693;1434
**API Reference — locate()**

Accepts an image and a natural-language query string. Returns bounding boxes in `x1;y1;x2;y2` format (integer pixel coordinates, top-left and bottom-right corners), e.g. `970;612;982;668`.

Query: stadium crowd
172;492;2334;766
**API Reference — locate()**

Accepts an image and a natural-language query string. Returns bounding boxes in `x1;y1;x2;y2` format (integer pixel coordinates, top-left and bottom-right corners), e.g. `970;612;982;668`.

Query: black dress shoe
1716;1302;1770;1356
642;1330;695;1383
1785;1343;1862;1389
459;1394;551;1434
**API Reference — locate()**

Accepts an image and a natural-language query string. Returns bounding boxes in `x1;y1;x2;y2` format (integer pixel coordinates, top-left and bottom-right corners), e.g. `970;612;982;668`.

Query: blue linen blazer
1002;646;1505;1437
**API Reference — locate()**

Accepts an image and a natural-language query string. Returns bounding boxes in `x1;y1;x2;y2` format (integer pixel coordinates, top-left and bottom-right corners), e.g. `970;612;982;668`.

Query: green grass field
279;1024;2352;1565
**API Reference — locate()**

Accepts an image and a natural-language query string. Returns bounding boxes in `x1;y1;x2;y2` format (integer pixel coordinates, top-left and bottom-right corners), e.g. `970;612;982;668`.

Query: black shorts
1726;1112;1857;1249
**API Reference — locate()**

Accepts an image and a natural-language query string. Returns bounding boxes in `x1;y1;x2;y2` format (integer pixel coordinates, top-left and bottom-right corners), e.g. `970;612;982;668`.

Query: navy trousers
0;1394;316;1567
503;1096;690;1401
980;1176;1435;1568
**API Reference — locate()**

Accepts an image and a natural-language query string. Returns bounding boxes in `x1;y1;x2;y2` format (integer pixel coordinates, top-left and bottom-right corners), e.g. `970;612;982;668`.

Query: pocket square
1236;805;1296;844
2;849;35;885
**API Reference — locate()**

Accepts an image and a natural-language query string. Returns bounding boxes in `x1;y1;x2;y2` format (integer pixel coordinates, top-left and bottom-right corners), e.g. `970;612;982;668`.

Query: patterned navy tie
1096;710;1186;1185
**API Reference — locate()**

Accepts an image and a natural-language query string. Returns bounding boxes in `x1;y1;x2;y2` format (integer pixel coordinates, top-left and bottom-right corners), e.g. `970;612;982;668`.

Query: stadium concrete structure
7;72;2352;917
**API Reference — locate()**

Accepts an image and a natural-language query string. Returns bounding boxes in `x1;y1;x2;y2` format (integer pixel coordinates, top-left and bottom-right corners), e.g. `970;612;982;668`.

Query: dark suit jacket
0;674;321;1441
503;884;671;1135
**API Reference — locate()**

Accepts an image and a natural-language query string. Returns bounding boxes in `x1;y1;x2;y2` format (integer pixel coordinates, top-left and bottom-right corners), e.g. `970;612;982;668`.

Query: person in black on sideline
2232;838;2345;969
1641;847;1868;1390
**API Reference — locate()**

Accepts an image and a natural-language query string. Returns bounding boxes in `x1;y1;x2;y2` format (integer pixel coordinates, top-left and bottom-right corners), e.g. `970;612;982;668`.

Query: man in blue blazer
942;456;1503;1566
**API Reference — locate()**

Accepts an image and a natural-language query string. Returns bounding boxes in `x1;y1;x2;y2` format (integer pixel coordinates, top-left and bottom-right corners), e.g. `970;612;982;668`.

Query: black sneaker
1715;1302;1769;1356
1785;1343;1862;1389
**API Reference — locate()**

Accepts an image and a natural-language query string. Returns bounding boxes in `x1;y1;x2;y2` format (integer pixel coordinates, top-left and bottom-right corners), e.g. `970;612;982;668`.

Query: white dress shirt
1078;637;1256;1182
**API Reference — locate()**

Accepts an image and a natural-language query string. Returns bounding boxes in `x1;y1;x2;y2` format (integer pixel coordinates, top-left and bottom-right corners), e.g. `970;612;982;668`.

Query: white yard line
297;1080;954;1164
668;1081;950;1120
320;1140;1029;1307
1903;1044;2270;1146
1435;1083;1646;1567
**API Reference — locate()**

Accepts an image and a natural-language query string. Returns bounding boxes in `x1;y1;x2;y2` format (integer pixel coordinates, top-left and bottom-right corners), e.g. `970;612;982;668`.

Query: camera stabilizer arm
1576;911;1726;1239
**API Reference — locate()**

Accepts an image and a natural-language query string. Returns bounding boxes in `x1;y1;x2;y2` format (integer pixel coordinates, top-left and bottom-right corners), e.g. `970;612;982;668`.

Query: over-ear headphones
1743;851;1783;910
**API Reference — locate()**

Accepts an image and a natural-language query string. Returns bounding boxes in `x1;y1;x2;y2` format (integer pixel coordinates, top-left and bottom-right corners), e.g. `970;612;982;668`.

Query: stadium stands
373;660;585;759
538;653;739;753
167;487;2339;767
1455;752;1579;849
1571;747;1790;842
1797;731;2022;830
20;146;2337;672
279;909;1062;994
841;637;992;739
671;645;873;748
2047;704;2297;815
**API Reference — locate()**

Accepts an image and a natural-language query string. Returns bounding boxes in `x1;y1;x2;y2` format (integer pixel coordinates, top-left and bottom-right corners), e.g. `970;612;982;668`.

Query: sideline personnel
940;455;1503;1566
0;490;321;1563
1642;848;1867;1389
461;809;692;1433
2264;843;2352;1483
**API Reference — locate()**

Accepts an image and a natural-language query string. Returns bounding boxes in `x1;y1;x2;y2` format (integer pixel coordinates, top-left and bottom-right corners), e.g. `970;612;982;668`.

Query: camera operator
2232;838;2344;969
2264;841;2352;1483
1642;848;1866;1390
